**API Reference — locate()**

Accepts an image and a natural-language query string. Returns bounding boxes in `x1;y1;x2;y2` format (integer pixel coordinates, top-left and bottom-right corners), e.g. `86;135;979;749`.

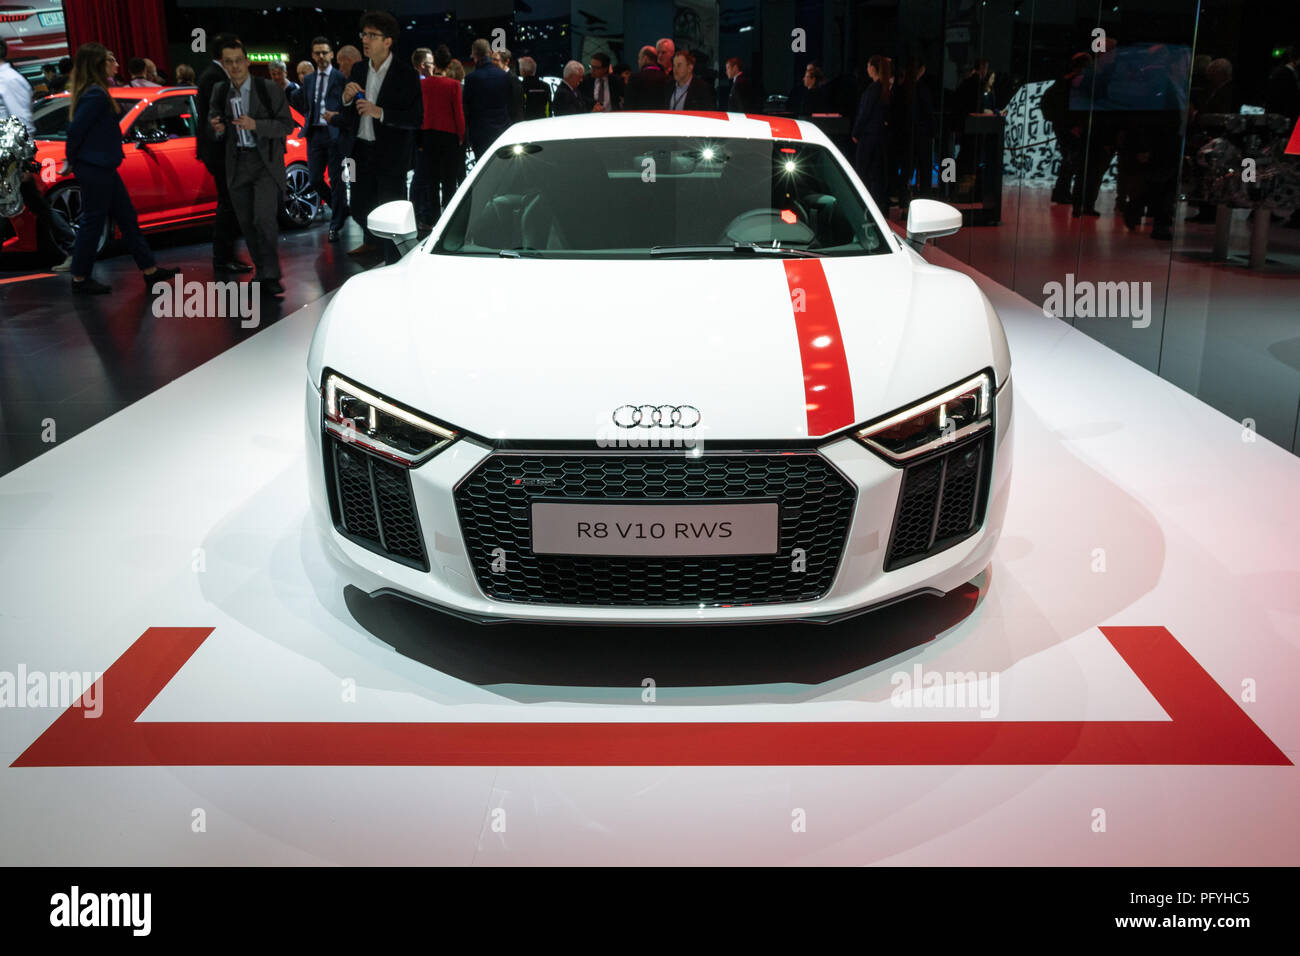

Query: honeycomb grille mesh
884;432;991;570
454;452;857;607
326;435;428;569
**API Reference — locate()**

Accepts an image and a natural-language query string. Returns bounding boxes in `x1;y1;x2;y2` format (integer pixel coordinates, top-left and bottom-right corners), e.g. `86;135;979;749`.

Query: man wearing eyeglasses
196;33;252;274
208;36;294;295
578;51;622;112
339;9;423;263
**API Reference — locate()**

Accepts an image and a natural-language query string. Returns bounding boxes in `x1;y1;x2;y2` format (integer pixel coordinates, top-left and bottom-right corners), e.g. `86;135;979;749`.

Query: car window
31;96;142;139
129;96;197;139
433;136;891;258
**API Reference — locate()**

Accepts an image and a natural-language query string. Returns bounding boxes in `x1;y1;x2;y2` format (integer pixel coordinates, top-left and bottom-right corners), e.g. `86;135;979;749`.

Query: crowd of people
5;5;1298;302
0;9;783;295
1042;41;1300;238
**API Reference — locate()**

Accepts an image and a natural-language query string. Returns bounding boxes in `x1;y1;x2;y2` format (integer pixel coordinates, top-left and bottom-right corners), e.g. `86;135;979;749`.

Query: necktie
597;77;605;109
315;70;326;124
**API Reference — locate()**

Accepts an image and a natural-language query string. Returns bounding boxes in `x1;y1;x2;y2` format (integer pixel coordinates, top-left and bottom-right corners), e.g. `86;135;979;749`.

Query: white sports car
305;111;1012;625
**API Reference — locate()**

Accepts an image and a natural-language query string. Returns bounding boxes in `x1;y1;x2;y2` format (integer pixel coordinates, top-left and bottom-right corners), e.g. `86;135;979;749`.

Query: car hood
309;250;1010;442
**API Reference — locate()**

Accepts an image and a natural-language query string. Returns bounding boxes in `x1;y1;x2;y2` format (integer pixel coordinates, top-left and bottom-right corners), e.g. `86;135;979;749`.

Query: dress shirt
311;65;332;126
229;75;255;147
356;52;391;142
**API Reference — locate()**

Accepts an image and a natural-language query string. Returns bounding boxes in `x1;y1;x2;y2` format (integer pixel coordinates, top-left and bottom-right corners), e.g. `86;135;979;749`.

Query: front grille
884;432;992;571
454;452;857;607
324;434;428;570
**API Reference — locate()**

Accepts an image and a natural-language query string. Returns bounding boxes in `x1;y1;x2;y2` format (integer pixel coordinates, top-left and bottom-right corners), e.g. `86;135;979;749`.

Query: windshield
433;136;891;258
32;96;140;140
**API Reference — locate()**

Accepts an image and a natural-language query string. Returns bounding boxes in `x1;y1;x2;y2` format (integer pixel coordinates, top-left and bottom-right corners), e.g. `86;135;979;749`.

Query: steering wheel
719;205;815;245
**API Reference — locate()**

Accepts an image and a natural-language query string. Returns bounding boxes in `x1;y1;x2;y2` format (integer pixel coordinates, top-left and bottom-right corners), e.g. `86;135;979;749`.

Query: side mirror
367;199;419;255
905;199;962;249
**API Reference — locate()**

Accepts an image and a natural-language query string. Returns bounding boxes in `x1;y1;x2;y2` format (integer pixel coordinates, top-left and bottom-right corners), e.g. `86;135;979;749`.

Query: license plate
530;501;779;557
39;11;65;26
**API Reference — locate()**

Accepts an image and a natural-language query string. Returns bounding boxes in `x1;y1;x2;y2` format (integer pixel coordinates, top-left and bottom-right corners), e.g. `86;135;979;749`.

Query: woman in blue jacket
851;55;893;213
64;42;175;294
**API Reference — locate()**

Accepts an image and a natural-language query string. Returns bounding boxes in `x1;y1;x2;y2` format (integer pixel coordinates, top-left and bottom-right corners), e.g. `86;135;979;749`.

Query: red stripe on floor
781;259;855;437
10;626;1288;767
0;273;56;286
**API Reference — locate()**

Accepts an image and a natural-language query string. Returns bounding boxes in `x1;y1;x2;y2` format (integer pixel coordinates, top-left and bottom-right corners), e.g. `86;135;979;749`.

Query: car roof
40;86;186;99
495;111;834;148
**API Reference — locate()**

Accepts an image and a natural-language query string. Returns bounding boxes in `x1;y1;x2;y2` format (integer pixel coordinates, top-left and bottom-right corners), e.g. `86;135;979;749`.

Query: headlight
322;372;458;466
853;371;992;463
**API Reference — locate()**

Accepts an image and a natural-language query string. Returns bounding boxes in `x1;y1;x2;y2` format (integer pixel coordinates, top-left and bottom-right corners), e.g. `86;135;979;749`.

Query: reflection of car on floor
306;112;1014;625
1;85;316;257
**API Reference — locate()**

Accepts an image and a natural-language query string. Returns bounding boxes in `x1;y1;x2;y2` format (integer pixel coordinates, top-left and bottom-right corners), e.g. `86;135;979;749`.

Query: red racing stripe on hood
782;259;855;436
746;114;802;140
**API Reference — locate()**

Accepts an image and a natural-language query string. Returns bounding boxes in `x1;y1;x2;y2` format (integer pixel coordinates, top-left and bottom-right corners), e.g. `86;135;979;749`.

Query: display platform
1;244;1296;865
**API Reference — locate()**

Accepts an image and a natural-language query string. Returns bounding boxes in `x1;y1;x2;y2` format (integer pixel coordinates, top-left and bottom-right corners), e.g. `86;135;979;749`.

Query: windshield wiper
497;248;547;258
650;242;822;258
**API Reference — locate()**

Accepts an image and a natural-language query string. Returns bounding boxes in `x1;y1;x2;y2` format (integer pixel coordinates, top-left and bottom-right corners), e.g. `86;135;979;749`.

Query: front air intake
323;434;428;570
883;432;992;571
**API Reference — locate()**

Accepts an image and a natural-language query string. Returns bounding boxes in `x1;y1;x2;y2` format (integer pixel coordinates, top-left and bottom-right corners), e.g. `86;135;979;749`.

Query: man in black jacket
551;61;590;116
463;37;514;159
339;10;423;264
623;45;668;110
519;56;550;119
579;52;622;111
725;57;756;112
196;33;251;273
666;49;714;110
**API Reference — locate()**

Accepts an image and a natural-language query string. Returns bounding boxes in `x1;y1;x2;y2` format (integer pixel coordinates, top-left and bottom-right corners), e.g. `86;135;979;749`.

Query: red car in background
2;85;317;258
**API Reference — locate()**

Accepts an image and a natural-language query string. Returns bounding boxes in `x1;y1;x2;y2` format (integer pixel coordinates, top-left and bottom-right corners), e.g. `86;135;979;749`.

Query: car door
118;94;216;227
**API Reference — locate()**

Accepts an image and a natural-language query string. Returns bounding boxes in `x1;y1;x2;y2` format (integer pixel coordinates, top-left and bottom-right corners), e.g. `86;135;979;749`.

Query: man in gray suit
208;36;293;295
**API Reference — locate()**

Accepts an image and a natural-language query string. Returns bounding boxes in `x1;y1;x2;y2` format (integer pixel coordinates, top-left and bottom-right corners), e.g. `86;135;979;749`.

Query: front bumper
304;376;1013;624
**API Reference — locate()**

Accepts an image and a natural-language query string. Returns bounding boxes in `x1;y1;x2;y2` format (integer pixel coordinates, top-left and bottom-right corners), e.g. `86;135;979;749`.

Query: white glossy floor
1;243;1297;865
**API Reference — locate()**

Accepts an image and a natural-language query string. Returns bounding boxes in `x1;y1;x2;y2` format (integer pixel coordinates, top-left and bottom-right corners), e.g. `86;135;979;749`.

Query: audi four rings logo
612;404;701;428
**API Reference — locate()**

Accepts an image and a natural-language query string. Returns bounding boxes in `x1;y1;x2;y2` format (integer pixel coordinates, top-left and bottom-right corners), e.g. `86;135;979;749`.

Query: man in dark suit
208;37;293;295
666;49;714;110
551;61;590;116
293;36;348;241
196;33;250;273
725;57;756;112
623;46;668;110
579;52;622;112
493;48;526;123
339;10;423;264
462;37;513;159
